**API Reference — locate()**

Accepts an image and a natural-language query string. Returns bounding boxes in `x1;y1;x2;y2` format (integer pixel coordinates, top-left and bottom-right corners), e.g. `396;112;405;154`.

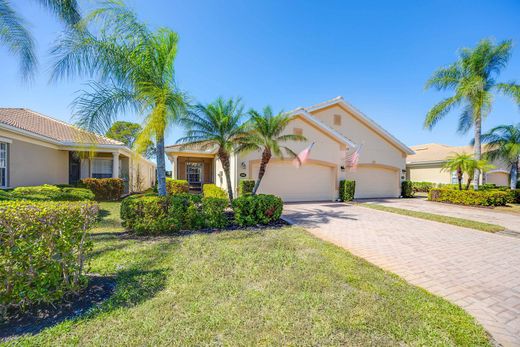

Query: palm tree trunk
156;135;167;196
473;115;482;191
252;148;272;195
218;148;234;202
511;161;519;190
465;178;472;190
457;167;463;190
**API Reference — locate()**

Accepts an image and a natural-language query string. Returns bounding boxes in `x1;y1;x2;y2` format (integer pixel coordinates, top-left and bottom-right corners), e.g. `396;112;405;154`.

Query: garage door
486;172;509;187
252;162;335;202
347;166;399;198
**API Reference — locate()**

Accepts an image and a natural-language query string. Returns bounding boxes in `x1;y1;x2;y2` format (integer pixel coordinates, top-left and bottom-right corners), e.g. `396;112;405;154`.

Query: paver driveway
283;202;520;346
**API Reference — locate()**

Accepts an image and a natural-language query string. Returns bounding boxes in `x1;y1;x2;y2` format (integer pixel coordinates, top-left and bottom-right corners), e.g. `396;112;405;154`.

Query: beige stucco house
406;143;511;186
0;108;156;193
166;96;413;201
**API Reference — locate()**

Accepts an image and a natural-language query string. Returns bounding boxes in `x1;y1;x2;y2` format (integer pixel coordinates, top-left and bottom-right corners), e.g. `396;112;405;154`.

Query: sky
2;0;520;168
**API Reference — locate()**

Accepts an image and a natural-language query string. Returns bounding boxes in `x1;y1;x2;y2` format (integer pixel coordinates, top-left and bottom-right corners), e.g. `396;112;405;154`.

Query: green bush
13;184;61;195
166;179;189;195
203;184;228;199
6;185;94;201
401;181;414;198
339;180;355;201
411;181;434;193
238;179;255;196
232;194;283;226
82;178;124;201
508;189;520;203
0;201;99;312
202;197;229;228
428;188;510;206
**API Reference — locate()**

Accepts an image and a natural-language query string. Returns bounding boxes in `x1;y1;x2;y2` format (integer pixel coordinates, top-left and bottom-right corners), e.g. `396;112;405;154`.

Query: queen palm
425;39;520;190
442;152;474;190
178;98;247;202
237;107;306;195
51;1;188;196
0;0;80;78
480;124;520;189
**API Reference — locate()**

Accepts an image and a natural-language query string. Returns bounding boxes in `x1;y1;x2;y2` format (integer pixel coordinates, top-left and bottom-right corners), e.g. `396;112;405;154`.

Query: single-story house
406;143;511;186
166;96;413;201
0;108;156;193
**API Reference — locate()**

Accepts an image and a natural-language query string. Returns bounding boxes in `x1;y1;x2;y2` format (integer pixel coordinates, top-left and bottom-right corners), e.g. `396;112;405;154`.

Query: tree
0;0;80;79
463;159;494;190
51;1;188;196
178;98;247;202
237;107;306;195
479;124;520;189
443;152;474;190
424;39;520;190
106;121;156;159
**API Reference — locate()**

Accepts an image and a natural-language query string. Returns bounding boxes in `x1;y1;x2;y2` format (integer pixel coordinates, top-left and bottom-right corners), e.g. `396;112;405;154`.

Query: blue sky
2;0;520;165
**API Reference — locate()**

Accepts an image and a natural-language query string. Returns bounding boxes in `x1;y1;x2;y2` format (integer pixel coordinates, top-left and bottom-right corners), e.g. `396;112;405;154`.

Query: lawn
8;201;491;346
360;203;505;233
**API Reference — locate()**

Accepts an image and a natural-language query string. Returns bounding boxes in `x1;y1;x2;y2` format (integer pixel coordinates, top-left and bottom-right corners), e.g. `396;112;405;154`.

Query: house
0;108;156;192
406;143;511;186
166;96;413;201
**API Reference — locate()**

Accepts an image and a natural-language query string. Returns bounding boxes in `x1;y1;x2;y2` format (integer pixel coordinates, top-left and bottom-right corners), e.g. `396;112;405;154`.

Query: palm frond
424;95;462;129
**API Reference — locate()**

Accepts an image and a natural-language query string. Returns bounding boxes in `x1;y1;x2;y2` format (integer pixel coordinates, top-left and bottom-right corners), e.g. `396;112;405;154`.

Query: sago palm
0;0;80;79
442;152;474;190
425;39;520;190
178;98;247;201
51;1;188;196
237;107;306;195
480;124;520;189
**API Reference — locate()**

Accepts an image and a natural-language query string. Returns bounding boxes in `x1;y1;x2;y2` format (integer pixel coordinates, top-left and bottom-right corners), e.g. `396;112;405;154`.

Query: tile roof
0;108;123;145
407;143;475;163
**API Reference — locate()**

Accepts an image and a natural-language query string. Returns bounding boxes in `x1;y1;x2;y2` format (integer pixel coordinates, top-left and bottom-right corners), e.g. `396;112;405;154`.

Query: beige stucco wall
130;155;156;192
486;172;509;187
407;164;451;184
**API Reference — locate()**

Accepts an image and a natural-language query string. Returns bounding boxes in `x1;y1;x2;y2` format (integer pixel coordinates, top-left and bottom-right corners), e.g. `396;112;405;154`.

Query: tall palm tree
0;0;80;79
51;1;188;196
442;152;474;190
480;124;520;189
425;39;520;190
237;107;306;195
178;98;247;202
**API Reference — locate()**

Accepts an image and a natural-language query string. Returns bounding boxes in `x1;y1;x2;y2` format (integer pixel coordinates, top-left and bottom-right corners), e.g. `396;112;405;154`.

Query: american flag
293;142;315;168
345;144;362;171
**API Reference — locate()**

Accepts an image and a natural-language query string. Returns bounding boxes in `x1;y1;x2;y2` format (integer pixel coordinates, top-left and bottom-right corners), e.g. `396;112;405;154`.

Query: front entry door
69;152;81;184
186;162;203;192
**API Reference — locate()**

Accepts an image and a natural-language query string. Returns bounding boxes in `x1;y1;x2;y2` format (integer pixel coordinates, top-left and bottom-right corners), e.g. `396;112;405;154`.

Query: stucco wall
130;156;156;192
407;164;451;184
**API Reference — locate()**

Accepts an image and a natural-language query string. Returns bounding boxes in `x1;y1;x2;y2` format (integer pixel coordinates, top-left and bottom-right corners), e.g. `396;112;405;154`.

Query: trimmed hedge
120;193;227;235
0;201;99;312
166;179;189;195
339;180;355;201
238;179;255;196
411;181;435;193
1;184;95;201
82;178;124;201
508;189;520;203
232;194;283;226
428;188;510;206
203;184;228;199
401;181;414;198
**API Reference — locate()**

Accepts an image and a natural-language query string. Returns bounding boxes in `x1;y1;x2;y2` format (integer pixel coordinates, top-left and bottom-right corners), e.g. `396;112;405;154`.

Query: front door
186;162;203;192
69;152;81;184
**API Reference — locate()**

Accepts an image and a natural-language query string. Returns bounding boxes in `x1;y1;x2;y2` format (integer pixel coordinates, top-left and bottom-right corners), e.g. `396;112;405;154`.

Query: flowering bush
0;201;99;313
82;178;124;201
232;194;283;226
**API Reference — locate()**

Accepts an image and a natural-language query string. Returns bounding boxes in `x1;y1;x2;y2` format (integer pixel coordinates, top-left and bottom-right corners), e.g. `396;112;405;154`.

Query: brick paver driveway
283;202;520;346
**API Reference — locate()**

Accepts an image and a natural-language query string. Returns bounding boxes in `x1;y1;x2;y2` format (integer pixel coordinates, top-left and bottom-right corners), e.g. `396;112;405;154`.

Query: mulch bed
1;276;116;342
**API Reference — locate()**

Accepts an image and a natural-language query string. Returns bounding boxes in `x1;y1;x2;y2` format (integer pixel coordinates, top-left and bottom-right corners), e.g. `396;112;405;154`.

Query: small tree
106;121;156;159
442;152;474;190
464;159;494;190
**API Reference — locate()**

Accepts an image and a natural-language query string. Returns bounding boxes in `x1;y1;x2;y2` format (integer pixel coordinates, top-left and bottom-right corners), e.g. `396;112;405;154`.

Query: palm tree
425;39;520;190
480;124;520;189
0;0;80;79
463;159;494;190
178;98;247;201
237;107;306;195
443;152;474;190
50;1;188;196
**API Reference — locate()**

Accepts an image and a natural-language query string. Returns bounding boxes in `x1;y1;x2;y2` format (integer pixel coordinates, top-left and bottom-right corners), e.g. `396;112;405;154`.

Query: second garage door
252;161;335;202
347;166;399;198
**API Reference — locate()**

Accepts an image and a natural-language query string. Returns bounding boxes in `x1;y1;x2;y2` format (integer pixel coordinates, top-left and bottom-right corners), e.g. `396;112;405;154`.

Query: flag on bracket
293;142;315;168
345;144;362;171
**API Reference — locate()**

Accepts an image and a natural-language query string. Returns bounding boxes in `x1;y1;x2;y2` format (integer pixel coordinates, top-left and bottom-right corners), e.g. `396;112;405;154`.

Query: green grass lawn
361;203;504;233
8;201;491;346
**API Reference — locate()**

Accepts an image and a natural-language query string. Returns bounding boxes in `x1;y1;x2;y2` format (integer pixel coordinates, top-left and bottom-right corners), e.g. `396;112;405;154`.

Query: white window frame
0;142;7;188
186;162;203;183
451;170;458;184
91;158;113;179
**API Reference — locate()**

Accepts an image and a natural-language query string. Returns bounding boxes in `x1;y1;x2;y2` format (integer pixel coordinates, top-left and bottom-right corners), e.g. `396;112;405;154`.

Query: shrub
428;188;510;206
508;189;520;203
203;184;228;199
166;179;189;195
232;194;283;226
238;179;255;196
82;178;124;201
202;197;228;228
339;180;355;201
0;201;98;312
401;181;414;198
13;184;61;195
60;187;96;201
411;181;434;193
7;185;94;201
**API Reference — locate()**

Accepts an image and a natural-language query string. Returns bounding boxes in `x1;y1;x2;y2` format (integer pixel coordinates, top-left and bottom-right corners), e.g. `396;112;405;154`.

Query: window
0;142;7;187
92;158;113;178
293;127;303;136
333;114;342;126
186;162;203;183
451;170;458;184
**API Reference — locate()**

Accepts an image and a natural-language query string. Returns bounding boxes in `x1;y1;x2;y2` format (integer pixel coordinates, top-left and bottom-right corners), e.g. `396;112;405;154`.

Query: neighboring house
406;143;511;186
166;96;413;201
0;108;156;193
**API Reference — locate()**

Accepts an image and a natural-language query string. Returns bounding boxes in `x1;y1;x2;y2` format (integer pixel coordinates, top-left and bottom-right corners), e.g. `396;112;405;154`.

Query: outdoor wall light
340;166;345;171
241;162;246;169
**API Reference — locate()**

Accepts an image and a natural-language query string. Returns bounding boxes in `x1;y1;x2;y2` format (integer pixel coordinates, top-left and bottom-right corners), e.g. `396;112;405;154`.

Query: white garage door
252;162;334;202
347;166;399;198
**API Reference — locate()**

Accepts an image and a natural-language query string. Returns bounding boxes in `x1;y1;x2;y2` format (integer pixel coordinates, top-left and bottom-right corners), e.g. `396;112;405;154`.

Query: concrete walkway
283;202;520;346
362;197;520;235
